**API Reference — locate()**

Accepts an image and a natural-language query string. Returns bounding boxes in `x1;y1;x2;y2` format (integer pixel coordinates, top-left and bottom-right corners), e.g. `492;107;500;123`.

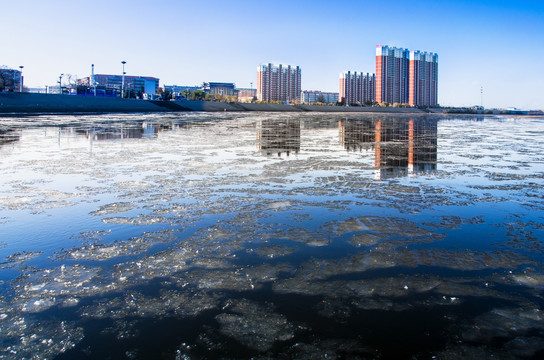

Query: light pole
59;73;64;94
480;86;483;109
121;61;126;98
91;64;96;96
18;66;24;92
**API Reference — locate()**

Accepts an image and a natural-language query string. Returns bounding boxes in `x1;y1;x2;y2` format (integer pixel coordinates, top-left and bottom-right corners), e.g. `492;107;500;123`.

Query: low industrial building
301;90;339;104
202;82;237;97
78;74;159;97
0;68;23;92
237;88;257;102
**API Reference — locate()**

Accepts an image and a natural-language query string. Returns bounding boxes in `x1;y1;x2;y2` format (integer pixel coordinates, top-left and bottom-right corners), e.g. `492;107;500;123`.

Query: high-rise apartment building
339;71;375;105
375;45;410;105
376;45;438;106
257;63;301;102
409;51;438;107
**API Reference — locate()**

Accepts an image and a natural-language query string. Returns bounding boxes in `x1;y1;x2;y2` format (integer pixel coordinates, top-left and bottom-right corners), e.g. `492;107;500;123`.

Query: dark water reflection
339;118;438;179
0;113;543;359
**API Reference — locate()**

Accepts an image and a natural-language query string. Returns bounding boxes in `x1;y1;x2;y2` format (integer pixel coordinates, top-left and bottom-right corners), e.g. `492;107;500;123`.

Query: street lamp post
18;66;24;92
59;73;64;94
121;61;126;98
91;64;96;96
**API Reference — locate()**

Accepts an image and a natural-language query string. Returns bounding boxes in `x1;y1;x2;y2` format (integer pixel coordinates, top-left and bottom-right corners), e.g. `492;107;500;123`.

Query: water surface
0;113;543;359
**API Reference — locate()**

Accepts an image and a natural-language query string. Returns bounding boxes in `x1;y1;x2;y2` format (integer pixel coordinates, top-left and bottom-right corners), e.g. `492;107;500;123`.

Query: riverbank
1;93;432;115
0;93;177;114
175;100;431;113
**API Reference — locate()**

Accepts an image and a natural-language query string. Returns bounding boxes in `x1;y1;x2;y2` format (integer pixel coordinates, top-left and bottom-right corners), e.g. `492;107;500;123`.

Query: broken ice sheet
0;251;42;269
89;201;138;216
173;263;294;292
0;318;83;360
249;244;296;258
54;229;181;262
70;229;112;244
394;248;534;270
422;215;485;230
271;249;532;302
81;289;221;320
509;272;544;288
262;227;331;247
260;338;372;360
322;215;442;246
102;214;169;225
54;238;151;262
13;264;102;313
111;247;194;283
461;307;544;343
215;299;294;351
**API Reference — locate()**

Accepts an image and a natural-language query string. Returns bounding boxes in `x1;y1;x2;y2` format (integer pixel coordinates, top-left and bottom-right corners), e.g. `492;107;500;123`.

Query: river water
0;113;543;359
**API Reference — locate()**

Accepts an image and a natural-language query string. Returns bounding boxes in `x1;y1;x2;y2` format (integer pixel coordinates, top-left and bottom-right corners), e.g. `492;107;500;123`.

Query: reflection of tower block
0;129;21;147
410;119;437;173
376;119;410;168
257;119;301;156
338;119;374;151
78;126;145;141
374;118;438;179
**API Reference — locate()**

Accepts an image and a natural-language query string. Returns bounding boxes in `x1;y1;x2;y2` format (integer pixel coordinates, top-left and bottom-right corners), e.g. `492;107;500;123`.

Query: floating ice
510;273;544;287
215;299;294;351
90;202;138;216
250;244;296;258
462;307;544;343
13;264;102;313
0;251;42;269
81;290;221;320
0;318;83;360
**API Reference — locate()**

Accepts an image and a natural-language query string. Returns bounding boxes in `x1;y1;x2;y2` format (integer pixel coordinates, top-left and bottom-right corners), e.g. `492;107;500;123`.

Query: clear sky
3;0;543;109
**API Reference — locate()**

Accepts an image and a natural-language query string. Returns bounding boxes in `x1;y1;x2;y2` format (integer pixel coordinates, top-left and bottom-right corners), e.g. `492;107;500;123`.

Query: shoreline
1;93;432;115
1;93;538;116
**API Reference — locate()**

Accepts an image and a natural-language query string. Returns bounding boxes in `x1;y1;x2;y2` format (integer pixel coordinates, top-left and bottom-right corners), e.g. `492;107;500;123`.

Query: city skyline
3;0;543;109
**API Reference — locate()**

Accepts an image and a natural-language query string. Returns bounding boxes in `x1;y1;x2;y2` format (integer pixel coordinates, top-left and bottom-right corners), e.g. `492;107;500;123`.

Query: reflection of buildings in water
74;122;179;141
0;129;21;147
257;119;301;156
339;118;437;178
75;124;143;141
338;119;375;152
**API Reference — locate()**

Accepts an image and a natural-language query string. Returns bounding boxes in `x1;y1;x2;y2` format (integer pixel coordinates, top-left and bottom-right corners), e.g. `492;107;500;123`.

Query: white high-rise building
409;51;438;107
339;71;375;105
375;45;410;105
257;63;301;103
376;45;438;106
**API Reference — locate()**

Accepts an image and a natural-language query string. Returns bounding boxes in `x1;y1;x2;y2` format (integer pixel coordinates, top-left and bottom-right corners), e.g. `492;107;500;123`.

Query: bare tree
65;74;78;88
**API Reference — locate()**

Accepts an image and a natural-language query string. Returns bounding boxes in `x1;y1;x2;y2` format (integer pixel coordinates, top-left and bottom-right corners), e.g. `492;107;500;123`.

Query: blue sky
4;0;544;109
